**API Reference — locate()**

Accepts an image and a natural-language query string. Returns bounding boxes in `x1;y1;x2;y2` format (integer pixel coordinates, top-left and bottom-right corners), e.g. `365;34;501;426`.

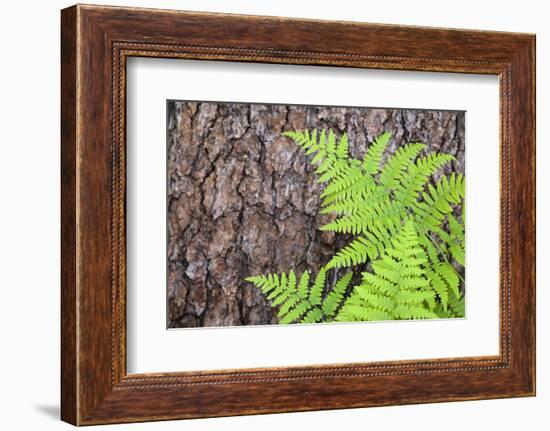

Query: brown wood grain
60;5;78;425
61;4;536;425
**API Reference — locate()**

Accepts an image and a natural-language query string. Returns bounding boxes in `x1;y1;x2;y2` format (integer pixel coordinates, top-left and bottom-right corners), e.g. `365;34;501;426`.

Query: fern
379;142;425;191
363;132;391;174
434;286;466;318
447;208;465;266
284;129;464;301
282;129;357;186
336;221;437;321
246;269;352;324
245;128;466;323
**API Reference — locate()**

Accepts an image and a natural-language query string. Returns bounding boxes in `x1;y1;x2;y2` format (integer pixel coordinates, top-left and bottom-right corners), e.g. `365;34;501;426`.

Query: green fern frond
321;272;353;318
320;164;372;203
435;262;460;298
336;133;349;158
363;131;391;175
297;271;310;297
321;197;405;235
414;174;465;233
336;221;437;322
326;235;377;269
246;268;351;324
320;179;380;213
447;211;465;266
309;268;327;306
393;153;455;208
282;129;315;150
426;267;448;310
288;130;461;277
326;227;396;269
435;286;465;318
379;143;425;191
424;260;462;312
320;172;377;209
248;128;466;324
301;307;324;324
284;129;354;186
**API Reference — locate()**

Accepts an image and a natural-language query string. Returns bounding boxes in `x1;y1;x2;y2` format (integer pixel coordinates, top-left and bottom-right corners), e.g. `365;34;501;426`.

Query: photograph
167;101;466;328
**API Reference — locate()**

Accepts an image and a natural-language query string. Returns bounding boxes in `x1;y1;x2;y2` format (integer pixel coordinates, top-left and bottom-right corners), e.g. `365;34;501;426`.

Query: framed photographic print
61;4;536;425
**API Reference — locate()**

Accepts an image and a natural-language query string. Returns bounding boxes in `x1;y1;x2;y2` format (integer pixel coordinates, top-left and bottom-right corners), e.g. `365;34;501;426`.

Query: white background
0;0;547;430
127;59;499;373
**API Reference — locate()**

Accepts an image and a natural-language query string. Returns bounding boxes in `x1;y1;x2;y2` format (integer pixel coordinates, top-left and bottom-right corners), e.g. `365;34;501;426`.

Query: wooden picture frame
61;4;536;425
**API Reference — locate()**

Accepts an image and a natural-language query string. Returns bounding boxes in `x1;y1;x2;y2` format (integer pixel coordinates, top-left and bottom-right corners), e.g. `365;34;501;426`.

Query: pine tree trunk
167;101;465;328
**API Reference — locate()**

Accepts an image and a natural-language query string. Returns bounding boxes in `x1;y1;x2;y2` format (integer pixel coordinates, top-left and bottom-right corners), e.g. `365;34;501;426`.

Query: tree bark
167;101;465;328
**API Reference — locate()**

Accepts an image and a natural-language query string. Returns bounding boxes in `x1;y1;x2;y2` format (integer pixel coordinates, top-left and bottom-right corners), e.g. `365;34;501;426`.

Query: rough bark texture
167;101;465;328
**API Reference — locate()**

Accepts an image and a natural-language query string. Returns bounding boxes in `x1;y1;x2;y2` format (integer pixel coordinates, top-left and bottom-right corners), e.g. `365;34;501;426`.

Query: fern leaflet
246;268;352;324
